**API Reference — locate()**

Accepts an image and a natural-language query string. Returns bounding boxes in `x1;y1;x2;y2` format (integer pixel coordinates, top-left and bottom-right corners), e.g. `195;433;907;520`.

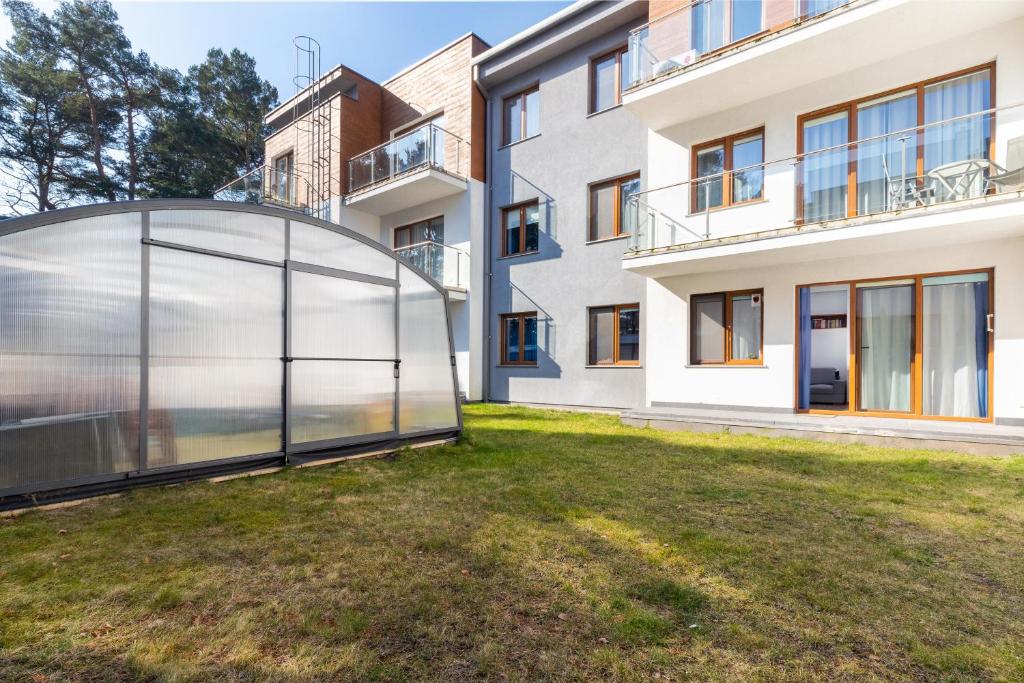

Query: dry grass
1;404;1023;681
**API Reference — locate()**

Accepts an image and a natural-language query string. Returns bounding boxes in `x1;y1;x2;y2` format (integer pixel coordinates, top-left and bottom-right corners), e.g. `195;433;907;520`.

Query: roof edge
471;0;595;67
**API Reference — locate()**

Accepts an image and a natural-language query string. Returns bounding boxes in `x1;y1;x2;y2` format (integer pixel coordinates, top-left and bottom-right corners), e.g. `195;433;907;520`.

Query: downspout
477;67;494;403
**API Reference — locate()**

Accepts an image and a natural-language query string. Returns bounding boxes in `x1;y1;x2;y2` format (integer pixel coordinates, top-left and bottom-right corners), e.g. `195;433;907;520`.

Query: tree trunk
126;100;137;201
78;70;115;201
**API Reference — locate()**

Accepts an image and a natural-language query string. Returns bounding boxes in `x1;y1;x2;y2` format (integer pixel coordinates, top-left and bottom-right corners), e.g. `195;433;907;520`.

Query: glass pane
802;111;849;222
148;248;282;467
524;89;540;138
524;316;538;362
150;210;286;262
804;0;848;18
856;92;917;215
857;284;914;412
504;208;521;255
621;48;633;94
730;294;761;361
695;145;725;211
732;0;762;41
289;220;397;279
619;177;641;234
591;183;616;240
732;134;764;203
524;204;540;252
398;264;458;433
505;95;523;144
291;361;395;444
692;0;727;54
593;54;617;112
924;70;991;201
923;275;988;418
290;271;395;360
505;317;520;362
0;215;140;490
691;294;724;363
589;307;615;365
619;306;640;362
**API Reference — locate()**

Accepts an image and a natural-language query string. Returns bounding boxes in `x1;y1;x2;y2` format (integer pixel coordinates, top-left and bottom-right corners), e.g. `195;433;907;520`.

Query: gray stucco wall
486;20;648;409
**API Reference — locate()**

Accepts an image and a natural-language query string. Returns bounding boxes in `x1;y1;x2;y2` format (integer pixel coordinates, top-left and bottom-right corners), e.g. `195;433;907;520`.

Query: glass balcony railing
213;165;314;214
626;0;854;90
625;106;1024;253
393;240;470;291
348;123;470;194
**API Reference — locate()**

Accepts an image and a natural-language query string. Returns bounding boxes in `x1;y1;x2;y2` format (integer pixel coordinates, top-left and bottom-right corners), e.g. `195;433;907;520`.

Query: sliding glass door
922;273;990;418
856;281;914;413
798;270;991;420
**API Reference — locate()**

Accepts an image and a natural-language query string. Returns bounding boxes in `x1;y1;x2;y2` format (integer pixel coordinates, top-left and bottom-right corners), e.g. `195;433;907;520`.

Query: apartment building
231;34;490;400
236;0;1024;439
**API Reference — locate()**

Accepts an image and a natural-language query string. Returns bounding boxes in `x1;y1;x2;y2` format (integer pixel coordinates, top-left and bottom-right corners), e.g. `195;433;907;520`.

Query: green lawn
2;405;1023;682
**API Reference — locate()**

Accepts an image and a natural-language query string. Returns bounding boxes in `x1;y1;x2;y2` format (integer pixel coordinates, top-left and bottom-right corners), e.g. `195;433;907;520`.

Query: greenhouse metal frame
0;200;462;508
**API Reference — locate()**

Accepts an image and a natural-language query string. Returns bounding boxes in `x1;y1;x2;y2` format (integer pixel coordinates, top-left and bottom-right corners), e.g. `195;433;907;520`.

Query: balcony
623;0;1024;129
623;106;1024;277
344;122;471;215
213;165;320;215
393;240;470;299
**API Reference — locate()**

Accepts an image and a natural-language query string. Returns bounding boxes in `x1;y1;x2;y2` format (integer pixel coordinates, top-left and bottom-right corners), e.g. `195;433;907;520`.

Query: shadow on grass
1;407;1022;680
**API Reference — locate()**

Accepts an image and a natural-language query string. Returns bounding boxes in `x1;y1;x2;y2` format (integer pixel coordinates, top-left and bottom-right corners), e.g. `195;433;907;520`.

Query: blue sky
0;1;570;99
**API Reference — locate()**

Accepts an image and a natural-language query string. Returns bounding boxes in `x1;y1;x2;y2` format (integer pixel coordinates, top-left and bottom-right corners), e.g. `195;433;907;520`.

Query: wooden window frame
792;267;995;423
689;0;769;61
589;45;628;114
690;127;765;213
795;62;996;224
588;172;641;242
500;200;540;258
502;84;540;146
588;303;641;366
393;215;443;248
273;151;294;201
500;311;538;366
689;288;764;366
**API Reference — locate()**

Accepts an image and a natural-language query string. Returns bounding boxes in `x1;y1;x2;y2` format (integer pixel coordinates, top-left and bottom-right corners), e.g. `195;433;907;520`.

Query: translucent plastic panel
0;215;141;489
290;271;395;359
290;361;395;444
398;265;458;434
289;220;397;279
148;248;283;467
150;210;285;262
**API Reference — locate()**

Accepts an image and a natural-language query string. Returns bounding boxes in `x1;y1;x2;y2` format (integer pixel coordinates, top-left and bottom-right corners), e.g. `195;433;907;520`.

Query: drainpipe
478;71;494;403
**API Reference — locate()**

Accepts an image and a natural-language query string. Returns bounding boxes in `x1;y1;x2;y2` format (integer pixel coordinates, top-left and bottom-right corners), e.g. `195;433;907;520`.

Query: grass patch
1;404;1023;680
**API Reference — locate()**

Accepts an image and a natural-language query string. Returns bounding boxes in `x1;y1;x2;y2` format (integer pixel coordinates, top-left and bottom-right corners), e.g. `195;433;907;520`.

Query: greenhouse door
285;260;399;453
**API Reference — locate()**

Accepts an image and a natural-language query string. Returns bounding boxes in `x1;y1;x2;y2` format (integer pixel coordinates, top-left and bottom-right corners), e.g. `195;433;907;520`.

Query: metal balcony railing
625;105;1024;254
626;0;855;91
213;165;317;214
393;240;470;291
347;122;470;194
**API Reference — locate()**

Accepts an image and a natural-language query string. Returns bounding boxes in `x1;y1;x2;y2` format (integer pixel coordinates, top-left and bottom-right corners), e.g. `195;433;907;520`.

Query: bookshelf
811;314;847;330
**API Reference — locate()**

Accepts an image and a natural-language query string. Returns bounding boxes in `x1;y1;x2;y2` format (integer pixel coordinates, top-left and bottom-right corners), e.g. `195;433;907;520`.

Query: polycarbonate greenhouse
0;201;461;507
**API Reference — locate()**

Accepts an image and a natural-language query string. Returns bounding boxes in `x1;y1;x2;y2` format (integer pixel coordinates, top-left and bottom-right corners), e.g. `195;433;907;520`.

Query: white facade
625;1;1024;424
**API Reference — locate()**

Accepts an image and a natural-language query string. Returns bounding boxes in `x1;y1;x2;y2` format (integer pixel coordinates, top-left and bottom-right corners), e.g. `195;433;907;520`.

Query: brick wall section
379;34;487;182
264;33;488;198
649;0;689;22
765;0;796;29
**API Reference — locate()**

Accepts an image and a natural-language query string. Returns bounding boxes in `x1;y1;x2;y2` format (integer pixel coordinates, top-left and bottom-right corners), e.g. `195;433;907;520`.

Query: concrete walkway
620;405;1024;456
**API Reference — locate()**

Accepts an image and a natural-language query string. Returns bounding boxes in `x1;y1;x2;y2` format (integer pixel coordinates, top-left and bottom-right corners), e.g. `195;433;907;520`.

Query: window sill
586;233;631;245
498;134;541;151
687;197;767;218
685;363;768;369
586;104;622;118
497;250;540;260
497;363;539;368
585;364;642;369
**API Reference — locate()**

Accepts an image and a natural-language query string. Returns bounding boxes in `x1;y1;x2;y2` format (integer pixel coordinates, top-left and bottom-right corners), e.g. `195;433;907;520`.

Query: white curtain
731;295;760;361
923;283;980;417
857;93;917;214
803;112;848;222
859;285;913;412
924;71;990;199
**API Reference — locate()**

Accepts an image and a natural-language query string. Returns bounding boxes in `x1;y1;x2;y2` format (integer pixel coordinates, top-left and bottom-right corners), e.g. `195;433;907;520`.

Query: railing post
703;182;711;239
